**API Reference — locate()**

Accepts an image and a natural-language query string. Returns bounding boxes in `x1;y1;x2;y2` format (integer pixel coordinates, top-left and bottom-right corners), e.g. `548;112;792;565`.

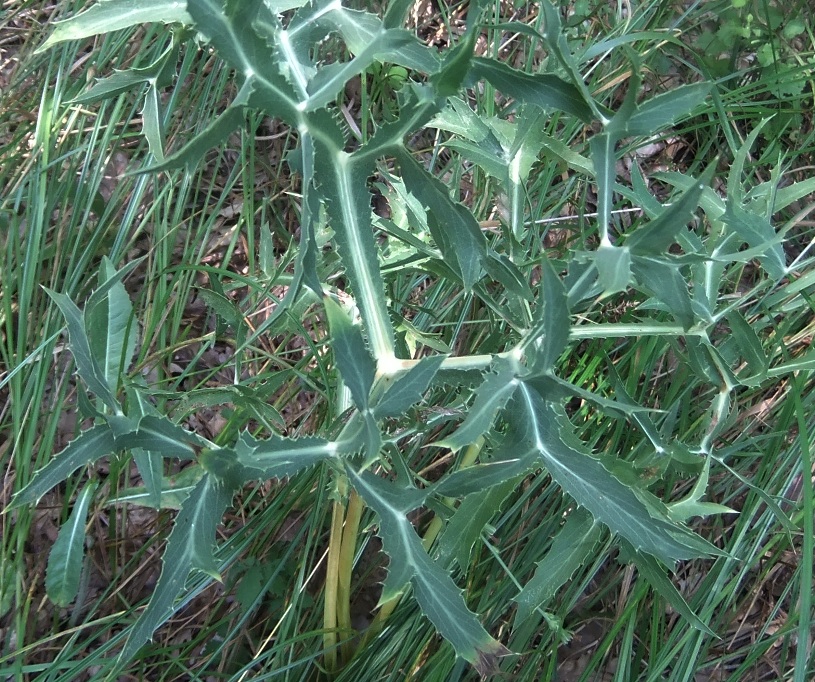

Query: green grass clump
1;0;813;680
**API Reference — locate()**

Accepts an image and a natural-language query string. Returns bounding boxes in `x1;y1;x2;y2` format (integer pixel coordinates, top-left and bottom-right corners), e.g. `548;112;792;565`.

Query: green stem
337;489;364;661
323;500;345;673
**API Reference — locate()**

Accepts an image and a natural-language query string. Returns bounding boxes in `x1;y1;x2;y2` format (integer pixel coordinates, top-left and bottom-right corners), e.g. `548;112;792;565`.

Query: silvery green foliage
17;0;794;675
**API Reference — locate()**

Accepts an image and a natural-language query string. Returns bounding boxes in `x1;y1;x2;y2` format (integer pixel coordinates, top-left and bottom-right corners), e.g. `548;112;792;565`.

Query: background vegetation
1;0;814;680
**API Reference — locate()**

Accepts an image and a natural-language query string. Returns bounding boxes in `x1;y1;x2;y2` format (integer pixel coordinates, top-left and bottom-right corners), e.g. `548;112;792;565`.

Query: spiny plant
7;0;811;678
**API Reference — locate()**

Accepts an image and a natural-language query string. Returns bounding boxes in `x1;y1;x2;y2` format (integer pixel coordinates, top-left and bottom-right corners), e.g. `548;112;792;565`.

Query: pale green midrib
335;154;395;361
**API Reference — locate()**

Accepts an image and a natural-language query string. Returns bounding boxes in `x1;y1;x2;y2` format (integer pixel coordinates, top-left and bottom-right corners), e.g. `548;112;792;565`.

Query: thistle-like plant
10;0;805;677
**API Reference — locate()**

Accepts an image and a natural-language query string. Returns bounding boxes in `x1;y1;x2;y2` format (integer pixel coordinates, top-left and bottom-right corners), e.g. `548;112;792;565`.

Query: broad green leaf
82;257;144;311
383;0;414;28
373;355;445;419
508;386;722;564
35;0;192;53
620;543;716;635
469;58;594;123
625;83;710;137
437;358;519;451
324;296;376;410
9;425;115;509
196;287;245;330
234;431;340;478
513;508;601;625
45;289;120;412
347;467;509;675
46;481;98;607
119;473;234;663
524;258;569;373
84;257;138;394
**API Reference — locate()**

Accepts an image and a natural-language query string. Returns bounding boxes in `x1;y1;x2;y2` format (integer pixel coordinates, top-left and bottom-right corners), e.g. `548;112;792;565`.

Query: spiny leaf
619;542;717;636
524;258;570;373
513;508;601;625
437;358;519;451
315;150;395;359
726;311;768;382
720;202;787;279
35;0;192;54
142;78;255;173
114;415;202;459
45;288;120;412
434;454;532;498
469;58;594;123
119;473;234;663
589;133;616;245
396;149;485;291
84;257;138;394
9;425;115;510
187;0;300;123
234;431;340;478
46;481;98;607
624;164;714;255
522;373;653;417
373;355;445;419
593;244;632;296
324;296;376;410
124;385;167;510
625;83;710;137
668;458;738;522
631;256;694;329
347;466;509;674
436;478;518;569
507;385;722;564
